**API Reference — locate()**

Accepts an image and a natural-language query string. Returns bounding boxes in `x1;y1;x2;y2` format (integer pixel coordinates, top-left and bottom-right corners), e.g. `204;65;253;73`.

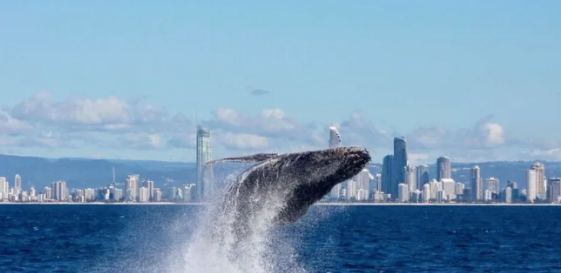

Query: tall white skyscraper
52;181;67;201
15;174;22;193
43;186;52;200
527;168;537;202
0;177;8;200
328;126;341;148
441;178;456;200
404;165;416;192
125;174;139;201
530;162;546;200
398;183;409;203
196;126;213;200
486;177;500;195
143;180;154;201
422;183;431;202
470;166;482;201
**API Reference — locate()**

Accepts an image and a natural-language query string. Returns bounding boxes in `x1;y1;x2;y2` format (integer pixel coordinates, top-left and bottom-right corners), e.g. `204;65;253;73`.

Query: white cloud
0;106;32;135
119;134;165;150
217;132;269;150
1;92;561;162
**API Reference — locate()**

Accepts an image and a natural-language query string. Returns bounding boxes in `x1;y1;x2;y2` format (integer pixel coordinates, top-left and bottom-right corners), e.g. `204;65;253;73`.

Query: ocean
1;204;560;273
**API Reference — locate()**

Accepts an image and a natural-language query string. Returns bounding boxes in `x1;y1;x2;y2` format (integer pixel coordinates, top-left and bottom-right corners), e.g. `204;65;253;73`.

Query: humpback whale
207;146;371;239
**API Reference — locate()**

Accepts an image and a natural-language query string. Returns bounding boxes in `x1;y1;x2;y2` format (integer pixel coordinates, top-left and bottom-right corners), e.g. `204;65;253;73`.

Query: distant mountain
0;154;195;190
0;154;560;191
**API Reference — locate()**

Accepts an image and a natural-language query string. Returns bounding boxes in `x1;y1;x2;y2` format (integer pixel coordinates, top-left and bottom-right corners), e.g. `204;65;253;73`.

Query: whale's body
208;147;371;239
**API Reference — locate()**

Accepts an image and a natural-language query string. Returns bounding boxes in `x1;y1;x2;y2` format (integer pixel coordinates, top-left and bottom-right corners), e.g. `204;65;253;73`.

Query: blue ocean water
1;205;560;273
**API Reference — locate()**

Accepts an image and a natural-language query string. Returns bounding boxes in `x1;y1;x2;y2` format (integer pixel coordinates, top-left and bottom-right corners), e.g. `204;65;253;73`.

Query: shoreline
0;202;560;206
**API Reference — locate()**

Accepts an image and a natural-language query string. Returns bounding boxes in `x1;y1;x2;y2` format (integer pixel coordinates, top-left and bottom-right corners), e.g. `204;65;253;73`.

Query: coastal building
125;174;139;202
14;174;21;194
196;126;213;200
528;162;546;201
527;167;537;202
329;126;341;148
416;165;430;190
486;177;500;196
548;177;561;203
392;137;407;198
398;183;409;203
470;166;482;201
404;165;416;192
436;156;451;181
422;183;431;202
381;155;393;197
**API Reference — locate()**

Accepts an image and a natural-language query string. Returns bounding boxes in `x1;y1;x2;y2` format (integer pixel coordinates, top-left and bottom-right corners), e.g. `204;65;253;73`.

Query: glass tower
196;126;213;200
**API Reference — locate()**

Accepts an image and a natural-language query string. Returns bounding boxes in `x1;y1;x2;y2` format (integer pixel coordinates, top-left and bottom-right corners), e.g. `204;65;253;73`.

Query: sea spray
180;177;306;273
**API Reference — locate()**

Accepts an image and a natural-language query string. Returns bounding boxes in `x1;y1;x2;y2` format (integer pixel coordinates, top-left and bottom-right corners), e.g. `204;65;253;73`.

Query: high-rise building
14;174;21;193
392;137;407;198
381;155;393;196
0;177;8;200
455;182;465;196
374;174;382;192
422;183;431;202
196;126;213;200
529;162;546;200
441;178;456;200
52;181;68;201
527;168;537;203
404;165;416;192
486;177;500;195
547;177;561;203
328;126;341;148
125;174;139;201
139;187;150;202
470;166;482;201
504;187;513;203
143;180;154;201
416;165;430;190
398;183;409;203
43;186;52;200
436;156;451;181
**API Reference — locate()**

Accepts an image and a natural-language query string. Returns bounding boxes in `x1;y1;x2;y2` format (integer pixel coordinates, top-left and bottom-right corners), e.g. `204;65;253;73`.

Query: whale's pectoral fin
207;153;280;164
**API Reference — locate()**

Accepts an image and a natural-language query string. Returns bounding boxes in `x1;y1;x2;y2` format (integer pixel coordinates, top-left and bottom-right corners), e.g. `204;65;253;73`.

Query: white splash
168;168;307;273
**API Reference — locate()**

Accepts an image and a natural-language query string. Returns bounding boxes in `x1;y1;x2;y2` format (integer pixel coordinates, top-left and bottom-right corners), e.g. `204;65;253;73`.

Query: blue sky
0;1;560;163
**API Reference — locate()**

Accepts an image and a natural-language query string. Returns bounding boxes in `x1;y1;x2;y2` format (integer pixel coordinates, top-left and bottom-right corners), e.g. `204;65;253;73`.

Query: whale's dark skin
207;147;371;239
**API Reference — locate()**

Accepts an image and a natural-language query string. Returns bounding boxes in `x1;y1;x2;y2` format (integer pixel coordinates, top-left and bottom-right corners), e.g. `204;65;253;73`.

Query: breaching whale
207;146;371;239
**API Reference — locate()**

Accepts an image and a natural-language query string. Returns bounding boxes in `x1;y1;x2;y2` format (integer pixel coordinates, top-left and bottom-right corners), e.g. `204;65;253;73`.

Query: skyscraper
52;181;67;201
125;174;139;201
328;126;341;148
404;165;416;192
392;137;407;198
486;177;500;195
0;177;8;200
381;155;393;195
530;162;546;200
196;126;213;200
436;156;451;181
527;168;537;202
416;165;430;190
470;166;482;201
15;174;21;193
143;180;154;201
548;177;561;203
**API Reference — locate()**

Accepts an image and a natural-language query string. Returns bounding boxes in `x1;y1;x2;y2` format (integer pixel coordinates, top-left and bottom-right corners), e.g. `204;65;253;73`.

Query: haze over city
1;1;560;164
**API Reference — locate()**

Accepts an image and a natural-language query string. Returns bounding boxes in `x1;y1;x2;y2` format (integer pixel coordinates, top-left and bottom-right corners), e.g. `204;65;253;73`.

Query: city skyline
1;125;560;204
1;1;560;162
